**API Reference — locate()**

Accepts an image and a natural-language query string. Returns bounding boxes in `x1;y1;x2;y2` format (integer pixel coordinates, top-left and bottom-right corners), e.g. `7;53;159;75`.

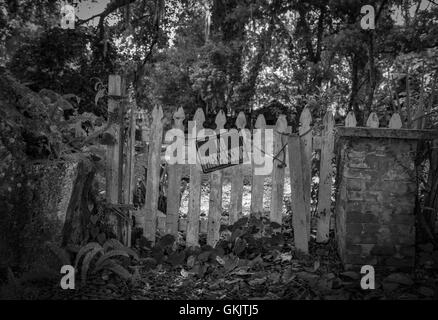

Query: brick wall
335;137;418;270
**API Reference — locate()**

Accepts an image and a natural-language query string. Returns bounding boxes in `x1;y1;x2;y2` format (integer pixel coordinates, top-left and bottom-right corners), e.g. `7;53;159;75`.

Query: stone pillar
335;128;436;270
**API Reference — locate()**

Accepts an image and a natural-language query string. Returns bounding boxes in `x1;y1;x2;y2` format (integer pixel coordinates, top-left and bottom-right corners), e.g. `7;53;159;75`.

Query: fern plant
74;239;139;286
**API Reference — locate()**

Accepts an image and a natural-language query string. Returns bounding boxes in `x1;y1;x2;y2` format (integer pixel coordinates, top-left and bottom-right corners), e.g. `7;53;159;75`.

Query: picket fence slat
250;114;266;214
117;79;126;207
366;112;379;128
299;107;312;237
124;102;136;204
229;112;247;224
389;113;402;129
269;115;287;224
186;108;205;247
123;100;136;246
316;111;335;243
166;107;185;236
106;75;121;204
133;106;344;250
289;135;309;253
178;218;208;233
345;111;357;127
105;75;122;240
207;111;226;247
121;99;425;252
143;106;164;244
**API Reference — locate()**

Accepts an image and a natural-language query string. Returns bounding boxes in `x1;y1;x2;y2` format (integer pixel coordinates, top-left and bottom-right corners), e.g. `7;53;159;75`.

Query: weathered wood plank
178;218;208;234
345;111;357;127
165;107;185;236
106;75;121;204
251;114;266;214
316;111;335;243
299;107;312;237
388;113;402;129
143;106;164;244
207;110;226;247
366;112;379;128
123;100;137;246
117;78;126;205
106;75;122;239
124;102;136;204
229;112;246;224
108;74;122;96
270;115;287;225
288;135;309;253
336;127;438;140
200;218;208;234
186;108;205;247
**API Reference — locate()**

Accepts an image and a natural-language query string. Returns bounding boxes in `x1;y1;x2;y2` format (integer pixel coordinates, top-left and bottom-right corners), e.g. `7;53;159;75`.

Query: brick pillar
335;134;419;270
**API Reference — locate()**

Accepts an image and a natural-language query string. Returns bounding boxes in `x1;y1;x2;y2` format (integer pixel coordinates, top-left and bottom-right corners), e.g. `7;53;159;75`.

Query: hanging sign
195;131;248;174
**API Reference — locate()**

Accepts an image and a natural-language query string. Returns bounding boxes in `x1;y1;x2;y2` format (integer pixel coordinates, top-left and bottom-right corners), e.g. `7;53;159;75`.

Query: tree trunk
349;54;362;124
365;31;376;122
233;19;275;112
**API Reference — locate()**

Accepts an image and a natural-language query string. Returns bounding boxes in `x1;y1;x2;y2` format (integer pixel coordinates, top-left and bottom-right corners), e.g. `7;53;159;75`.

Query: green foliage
0;70;113;276
0;237;140;298
8;26;115;116
1;0;438;126
0;242;72;299
74;239;139;286
134;214;288;278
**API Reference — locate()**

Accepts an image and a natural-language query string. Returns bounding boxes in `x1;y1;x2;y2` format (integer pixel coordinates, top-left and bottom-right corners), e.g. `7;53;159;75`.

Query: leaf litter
32;215;438;300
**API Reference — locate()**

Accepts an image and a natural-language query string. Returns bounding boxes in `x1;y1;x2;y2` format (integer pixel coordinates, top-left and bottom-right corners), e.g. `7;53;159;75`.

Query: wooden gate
136;105;340;254
104;74;431;254
104;75;411;254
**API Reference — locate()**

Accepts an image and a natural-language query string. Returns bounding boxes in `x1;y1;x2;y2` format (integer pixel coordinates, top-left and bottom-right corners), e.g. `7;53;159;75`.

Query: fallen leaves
418;286;435;297
340;271;360;280
384;273;414;286
27;217;438;300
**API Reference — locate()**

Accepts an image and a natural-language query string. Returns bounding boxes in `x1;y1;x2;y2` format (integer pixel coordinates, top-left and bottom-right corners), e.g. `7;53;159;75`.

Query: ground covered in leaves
5;214;437;300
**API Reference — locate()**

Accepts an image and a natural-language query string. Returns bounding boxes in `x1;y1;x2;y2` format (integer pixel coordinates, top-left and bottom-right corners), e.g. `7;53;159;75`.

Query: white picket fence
105;73;416;252
134;102;347;253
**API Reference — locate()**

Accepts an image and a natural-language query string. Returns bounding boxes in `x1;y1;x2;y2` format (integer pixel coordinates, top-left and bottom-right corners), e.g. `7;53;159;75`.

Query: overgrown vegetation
1;0;438;300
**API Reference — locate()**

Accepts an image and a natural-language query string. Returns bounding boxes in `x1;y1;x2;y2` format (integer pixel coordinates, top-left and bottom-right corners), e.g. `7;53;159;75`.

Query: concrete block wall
335;137;418;270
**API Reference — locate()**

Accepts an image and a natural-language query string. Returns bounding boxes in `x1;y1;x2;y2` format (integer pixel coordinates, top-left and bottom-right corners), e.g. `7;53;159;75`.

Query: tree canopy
1;0;438;127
